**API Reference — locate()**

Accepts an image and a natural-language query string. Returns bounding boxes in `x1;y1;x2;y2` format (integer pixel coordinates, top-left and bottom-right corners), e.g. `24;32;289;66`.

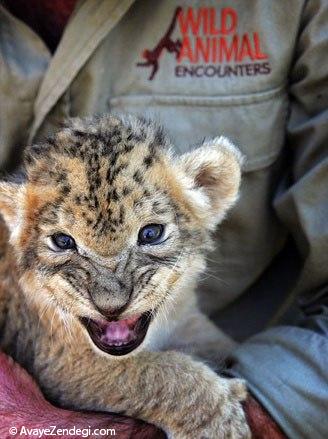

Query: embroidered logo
136;6;271;80
137;7;182;80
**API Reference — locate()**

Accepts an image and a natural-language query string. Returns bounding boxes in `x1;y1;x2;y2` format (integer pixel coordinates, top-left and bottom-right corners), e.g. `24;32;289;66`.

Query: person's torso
0;0;306;338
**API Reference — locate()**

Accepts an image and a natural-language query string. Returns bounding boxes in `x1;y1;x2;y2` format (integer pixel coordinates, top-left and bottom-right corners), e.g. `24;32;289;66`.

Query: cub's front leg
166;308;237;366
45;349;251;439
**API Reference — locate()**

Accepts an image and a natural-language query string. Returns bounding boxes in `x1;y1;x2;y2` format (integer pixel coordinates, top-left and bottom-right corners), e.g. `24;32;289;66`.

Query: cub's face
0;115;242;356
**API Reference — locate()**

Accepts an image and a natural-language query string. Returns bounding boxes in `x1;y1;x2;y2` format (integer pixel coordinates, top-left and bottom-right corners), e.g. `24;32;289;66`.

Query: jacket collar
29;0;135;142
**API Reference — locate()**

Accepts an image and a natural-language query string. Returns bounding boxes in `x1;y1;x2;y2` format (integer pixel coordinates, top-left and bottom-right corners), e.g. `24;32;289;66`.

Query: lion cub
0;114;250;438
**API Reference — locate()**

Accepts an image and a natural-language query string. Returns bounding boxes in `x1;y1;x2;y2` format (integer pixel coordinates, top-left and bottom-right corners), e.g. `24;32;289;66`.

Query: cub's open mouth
80;313;152;356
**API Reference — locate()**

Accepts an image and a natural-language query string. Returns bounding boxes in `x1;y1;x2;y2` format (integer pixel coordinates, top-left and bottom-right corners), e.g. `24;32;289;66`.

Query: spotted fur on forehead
26;115;169;163
25;114;169;175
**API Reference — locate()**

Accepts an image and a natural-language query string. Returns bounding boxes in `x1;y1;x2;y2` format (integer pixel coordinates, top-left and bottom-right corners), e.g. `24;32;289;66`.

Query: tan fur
0;115;250;438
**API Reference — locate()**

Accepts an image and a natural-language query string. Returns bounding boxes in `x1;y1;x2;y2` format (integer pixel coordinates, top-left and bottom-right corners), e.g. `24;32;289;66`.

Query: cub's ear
0;182;22;232
178;137;244;229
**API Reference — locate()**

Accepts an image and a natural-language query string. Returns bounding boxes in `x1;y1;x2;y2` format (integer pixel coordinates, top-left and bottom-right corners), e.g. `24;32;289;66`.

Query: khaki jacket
0;1;327;438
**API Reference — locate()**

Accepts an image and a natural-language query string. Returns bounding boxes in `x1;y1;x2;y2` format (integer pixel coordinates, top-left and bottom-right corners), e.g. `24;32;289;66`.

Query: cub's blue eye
138;224;165;245
51;233;76;251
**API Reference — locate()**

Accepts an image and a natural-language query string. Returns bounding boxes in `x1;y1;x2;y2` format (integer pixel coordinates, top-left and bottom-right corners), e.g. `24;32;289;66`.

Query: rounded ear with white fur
0;182;22;234
177;137;244;230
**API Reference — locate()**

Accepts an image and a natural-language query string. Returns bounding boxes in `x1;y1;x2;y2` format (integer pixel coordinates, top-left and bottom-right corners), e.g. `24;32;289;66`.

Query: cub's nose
89;275;132;319
95;303;130;320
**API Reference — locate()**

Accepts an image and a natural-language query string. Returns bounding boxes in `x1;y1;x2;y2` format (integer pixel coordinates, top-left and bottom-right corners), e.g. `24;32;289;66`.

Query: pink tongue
100;316;140;346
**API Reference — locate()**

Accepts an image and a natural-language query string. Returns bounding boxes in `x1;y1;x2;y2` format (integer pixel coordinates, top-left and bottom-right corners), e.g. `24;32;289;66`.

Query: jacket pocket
108;85;288;172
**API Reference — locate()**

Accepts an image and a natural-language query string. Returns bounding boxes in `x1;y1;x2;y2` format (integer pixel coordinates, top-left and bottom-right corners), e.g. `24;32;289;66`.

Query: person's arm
227;0;328;437
0;351;165;439
243;396;286;439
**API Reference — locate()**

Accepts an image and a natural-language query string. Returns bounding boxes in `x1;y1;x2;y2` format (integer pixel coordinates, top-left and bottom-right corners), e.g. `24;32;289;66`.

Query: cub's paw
213;378;251;439
171;378;251;439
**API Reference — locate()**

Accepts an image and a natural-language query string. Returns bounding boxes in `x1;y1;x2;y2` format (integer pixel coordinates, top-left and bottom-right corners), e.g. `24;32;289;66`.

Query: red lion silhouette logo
136;7;182;80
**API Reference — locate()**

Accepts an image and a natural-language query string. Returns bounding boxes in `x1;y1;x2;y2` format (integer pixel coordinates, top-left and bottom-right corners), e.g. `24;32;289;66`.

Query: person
0;1;327;438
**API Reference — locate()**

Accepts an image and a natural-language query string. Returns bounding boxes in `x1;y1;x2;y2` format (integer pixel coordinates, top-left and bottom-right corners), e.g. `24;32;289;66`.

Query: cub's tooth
109;340;131;347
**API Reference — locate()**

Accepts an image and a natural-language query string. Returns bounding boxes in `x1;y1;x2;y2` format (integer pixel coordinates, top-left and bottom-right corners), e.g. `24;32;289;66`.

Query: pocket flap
109;85;287;172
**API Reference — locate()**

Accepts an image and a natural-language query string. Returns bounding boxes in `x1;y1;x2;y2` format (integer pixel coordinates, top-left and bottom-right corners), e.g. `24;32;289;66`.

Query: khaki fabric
0;6;50;168
0;1;328;437
0;0;327;334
